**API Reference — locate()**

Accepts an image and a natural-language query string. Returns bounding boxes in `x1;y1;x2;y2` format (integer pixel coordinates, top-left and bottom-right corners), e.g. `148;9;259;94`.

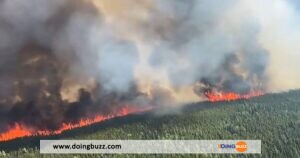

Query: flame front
204;91;264;102
0;91;263;142
0;106;152;142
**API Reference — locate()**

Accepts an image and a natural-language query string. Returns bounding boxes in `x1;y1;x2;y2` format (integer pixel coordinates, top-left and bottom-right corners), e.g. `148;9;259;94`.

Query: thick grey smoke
148;0;268;95
0;0;299;132
101;0;269;97
0;0;144;132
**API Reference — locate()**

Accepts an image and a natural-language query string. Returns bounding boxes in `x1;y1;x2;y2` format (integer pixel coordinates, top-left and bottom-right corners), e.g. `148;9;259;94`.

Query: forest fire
204;91;264;102
0;0;272;145
0;106;152;142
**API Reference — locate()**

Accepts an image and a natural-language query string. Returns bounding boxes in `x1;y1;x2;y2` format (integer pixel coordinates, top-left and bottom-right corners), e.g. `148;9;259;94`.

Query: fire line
204;91;264;102
0;106;152;142
0;92;263;142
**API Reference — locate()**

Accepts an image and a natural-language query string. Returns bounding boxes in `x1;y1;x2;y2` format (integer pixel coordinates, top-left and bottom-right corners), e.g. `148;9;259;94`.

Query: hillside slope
0;90;299;158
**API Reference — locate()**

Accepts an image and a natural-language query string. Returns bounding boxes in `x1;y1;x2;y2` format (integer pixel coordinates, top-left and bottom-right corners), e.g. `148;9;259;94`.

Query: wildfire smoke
0;106;152;142
0;0;300;141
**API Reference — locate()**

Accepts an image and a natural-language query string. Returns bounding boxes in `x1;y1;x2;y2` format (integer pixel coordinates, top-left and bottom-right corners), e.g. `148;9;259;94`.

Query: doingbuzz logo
218;141;247;153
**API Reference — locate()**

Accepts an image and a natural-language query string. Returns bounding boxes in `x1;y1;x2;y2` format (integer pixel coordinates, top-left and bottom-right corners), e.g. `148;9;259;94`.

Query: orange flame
0;91;263;142
205;91;264;102
0;106;152;142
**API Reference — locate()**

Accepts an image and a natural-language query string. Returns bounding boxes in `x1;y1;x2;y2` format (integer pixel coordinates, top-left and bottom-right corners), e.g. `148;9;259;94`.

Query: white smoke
1;0;300;132
1;0;300;105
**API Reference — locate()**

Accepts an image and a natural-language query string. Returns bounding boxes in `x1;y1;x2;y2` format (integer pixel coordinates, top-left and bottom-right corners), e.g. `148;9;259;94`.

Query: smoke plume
0;0;299;132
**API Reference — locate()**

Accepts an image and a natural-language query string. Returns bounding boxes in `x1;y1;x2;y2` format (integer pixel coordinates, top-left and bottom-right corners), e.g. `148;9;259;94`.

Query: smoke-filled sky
0;0;300;131
93;0;300;95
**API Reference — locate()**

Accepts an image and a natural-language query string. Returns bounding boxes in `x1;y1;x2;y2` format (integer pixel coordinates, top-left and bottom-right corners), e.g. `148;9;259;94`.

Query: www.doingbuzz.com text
53;143;122;151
